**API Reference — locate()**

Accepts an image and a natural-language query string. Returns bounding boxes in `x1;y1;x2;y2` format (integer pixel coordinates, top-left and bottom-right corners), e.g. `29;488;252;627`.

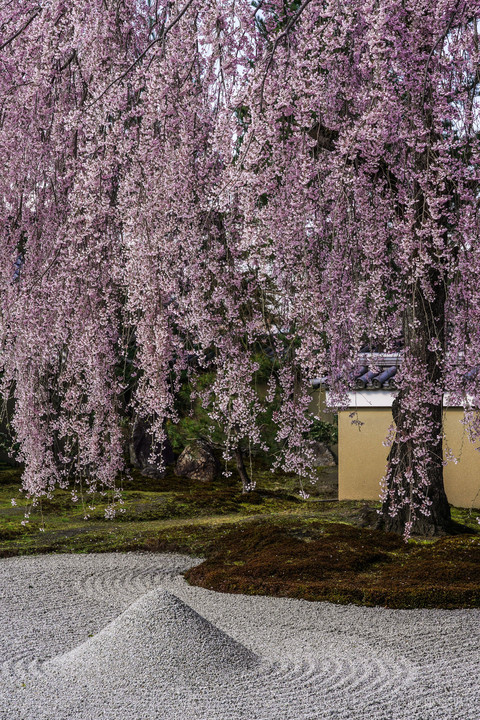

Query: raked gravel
0;552;479;720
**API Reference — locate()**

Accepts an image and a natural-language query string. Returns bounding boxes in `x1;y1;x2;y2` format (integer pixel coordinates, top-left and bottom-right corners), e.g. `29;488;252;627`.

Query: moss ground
0;462;479;609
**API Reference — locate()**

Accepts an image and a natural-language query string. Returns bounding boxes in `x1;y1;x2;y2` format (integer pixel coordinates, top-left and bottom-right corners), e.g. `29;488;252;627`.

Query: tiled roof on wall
311;353;402;391
313;352;480;392
353;353;401;389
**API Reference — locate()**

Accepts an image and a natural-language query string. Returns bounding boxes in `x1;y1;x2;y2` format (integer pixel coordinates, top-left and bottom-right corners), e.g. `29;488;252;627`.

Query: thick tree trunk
234;445;253;494
380;396;451;535
379;275;451;536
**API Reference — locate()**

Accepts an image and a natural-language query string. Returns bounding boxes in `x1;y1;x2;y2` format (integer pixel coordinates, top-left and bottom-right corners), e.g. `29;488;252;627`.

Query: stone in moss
175;441;220;483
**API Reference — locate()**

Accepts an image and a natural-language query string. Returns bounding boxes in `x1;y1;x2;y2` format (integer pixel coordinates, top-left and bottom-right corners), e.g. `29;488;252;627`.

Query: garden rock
129;417;174;478
357;503;379;528
175;441;219;482
311;441;336;467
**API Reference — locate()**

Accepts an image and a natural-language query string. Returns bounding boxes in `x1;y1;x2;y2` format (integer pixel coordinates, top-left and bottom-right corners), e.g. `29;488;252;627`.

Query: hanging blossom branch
88;0;198;107
259;0;315;109
421;0;462;105
1;0;480;538
0;8;41;52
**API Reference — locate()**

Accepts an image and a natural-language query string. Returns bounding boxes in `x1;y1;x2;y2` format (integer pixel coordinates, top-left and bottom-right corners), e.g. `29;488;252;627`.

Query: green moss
0;466;23;486
0;524;27;540
1;463;480;609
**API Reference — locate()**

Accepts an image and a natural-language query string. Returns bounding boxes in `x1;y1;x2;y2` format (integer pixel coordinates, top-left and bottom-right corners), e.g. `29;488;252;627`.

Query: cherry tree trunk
380;273;451;535
234;445;253;494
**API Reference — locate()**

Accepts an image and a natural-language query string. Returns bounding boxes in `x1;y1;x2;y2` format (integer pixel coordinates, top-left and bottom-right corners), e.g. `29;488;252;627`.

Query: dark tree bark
234;444;253;494
379;395;451;536
379;224;451;535
375;62;455;535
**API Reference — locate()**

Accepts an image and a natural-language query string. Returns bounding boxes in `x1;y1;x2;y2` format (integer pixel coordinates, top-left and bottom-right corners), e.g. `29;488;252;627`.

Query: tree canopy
1;0;480;535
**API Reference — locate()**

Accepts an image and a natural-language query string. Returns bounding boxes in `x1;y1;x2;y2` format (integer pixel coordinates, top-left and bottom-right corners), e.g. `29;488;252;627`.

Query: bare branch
253;1;264;18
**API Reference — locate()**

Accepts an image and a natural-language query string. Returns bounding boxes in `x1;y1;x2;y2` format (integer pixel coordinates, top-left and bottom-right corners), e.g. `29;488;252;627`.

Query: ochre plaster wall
338;408;480;509
443;410;480;508
308;389;337;424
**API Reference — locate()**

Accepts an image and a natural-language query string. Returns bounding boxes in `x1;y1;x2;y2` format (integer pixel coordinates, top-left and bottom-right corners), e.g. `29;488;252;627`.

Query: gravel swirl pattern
0;553;478;719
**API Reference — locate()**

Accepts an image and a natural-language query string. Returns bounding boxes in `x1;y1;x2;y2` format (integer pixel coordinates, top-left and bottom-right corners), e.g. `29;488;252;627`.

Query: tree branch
88;0;196;107
307;122;339;152
259;0;314;110
253;1;265;18
0;9;41;52
421;0;461;105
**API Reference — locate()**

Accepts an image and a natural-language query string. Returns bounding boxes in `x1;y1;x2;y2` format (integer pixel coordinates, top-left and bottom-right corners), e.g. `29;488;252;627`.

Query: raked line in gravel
0;553;478;719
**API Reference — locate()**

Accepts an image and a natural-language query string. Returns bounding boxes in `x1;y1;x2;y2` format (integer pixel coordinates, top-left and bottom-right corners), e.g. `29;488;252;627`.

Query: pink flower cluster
0;1;479;532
